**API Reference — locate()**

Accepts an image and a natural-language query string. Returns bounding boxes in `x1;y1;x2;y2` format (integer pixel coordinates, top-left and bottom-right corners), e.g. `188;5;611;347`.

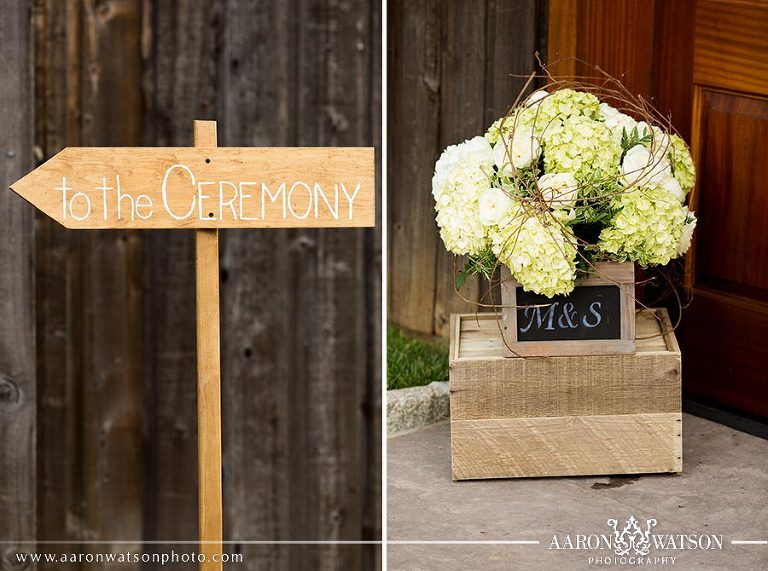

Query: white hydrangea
538;172;578;209
437;88;698;300
432;136;494;255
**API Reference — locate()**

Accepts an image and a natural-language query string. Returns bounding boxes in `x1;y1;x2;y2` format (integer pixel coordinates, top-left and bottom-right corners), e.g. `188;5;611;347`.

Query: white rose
538;172;579;209
621;144;672;187
494;129;541;175
525;90;548;107
600;102;637;143
461;135;494;165
676;208;697;255
662;176;684;202
478;188;513;226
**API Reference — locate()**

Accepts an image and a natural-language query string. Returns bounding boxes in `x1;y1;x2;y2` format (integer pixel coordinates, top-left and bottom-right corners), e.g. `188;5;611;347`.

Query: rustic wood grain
32;2;82;567
78;1;144;564
0;0;37;566
451;413;683;480
291;0;377;567
366;1;383;568
218;3;292;567
387;0;441;334
388;0;545;336
219;0;381;568
23;1;381;565
432;0;487;337
450;308;683;480
454;309;676;359
141;0;217;551
451;341;681;421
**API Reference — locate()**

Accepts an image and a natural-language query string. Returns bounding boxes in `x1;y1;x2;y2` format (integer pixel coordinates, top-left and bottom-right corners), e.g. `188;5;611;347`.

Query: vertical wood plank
485;0;546;310
0;0;36;567
194;120;223;571
549;0;655;98
141;0;221;551
432;0;486;337
388;0;546;336
652;0;695;140
78;0;144;562
485;0;543;126
220;1;380;568
33;2;81;567
387;0;441;334
293;0;376;567
219;1;292;566
547;0;578;77
366;0;383;567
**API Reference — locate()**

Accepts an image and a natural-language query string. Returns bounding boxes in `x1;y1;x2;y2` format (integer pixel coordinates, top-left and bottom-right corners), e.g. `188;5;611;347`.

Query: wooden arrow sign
9;120;375;571
10;146;374;229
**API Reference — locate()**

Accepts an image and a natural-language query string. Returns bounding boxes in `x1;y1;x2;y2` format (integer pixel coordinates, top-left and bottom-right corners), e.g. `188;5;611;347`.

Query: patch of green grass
387;323;449;390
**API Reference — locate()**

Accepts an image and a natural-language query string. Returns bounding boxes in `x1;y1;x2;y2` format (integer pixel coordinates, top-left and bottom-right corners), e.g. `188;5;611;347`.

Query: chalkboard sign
501;263;636;357
516;286;621;341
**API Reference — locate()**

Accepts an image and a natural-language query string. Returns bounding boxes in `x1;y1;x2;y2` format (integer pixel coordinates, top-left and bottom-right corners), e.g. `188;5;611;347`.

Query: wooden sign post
10;120;375;570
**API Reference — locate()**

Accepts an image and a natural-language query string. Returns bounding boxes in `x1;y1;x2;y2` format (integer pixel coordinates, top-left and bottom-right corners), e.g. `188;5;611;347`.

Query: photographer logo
549;515;724;566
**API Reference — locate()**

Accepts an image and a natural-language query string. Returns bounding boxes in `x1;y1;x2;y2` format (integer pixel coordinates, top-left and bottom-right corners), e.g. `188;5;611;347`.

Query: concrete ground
388;414;768;570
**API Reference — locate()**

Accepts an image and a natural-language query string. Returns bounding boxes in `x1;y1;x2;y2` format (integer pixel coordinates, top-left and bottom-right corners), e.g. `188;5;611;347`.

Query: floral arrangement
432;85;697;299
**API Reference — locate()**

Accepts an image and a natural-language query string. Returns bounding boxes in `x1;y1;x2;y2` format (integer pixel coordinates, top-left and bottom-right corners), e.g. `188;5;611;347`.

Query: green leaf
454;271;467;290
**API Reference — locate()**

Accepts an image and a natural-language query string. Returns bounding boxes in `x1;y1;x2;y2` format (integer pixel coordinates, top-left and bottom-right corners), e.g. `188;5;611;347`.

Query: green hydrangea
598;184;688;266
542;114;621;182
490;206;577;297
668;134;696;193
486;89;601;144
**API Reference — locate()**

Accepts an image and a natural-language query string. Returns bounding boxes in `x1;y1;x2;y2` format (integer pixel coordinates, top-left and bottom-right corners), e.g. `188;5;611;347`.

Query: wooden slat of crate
449;308;682;480
452;308;675;360
451;413;683;480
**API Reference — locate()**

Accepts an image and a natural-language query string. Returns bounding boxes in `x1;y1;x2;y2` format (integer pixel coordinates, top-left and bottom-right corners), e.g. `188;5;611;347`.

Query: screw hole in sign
205;158;211;163
208;212;214;218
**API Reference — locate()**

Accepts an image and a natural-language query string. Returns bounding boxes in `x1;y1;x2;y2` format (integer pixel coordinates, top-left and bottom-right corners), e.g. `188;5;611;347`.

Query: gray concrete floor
388;414;768;570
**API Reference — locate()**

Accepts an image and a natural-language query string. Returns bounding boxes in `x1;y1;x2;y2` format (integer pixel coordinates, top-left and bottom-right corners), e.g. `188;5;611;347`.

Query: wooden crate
500;262;636;357
449;308;682;480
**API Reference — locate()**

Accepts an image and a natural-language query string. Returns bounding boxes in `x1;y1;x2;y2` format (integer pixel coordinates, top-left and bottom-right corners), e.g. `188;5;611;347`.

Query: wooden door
548;0;768;419
681;0;768;419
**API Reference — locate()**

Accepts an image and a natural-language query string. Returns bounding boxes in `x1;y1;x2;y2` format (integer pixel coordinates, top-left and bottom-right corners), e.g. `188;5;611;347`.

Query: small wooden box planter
449;308;682;480
500;262;636;357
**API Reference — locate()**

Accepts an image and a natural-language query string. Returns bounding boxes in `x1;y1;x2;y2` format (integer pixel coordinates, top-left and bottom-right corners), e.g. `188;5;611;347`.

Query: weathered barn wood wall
2;1;381;569
387;0;548;337
0;0;37;565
